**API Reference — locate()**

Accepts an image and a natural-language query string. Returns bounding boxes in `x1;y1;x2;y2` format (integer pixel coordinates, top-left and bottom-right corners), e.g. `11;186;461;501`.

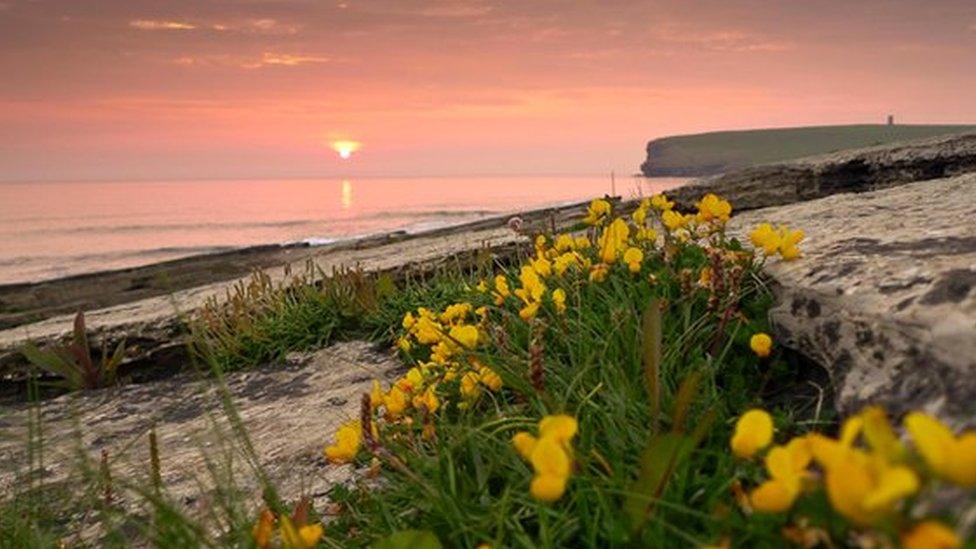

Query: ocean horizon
0;175;688;285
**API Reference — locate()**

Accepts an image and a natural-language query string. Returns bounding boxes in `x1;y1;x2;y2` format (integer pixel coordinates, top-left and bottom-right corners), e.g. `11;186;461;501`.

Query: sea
0;175;688;285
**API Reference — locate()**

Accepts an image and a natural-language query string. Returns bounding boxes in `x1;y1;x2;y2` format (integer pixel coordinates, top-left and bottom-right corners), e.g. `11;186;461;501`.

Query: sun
331;140;361;160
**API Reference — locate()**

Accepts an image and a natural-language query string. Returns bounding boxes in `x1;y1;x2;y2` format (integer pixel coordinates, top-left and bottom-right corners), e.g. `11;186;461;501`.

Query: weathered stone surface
0;341;400;517
730;174;976;427
672;132;976;211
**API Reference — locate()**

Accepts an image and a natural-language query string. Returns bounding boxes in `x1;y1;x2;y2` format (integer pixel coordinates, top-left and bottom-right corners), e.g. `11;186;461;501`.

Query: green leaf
624;432;695;534
641;298;663;433
373;530;443;549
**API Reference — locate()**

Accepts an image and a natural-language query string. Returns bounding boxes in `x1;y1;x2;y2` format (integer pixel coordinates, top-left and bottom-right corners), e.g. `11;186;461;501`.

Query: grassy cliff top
640;123;976;176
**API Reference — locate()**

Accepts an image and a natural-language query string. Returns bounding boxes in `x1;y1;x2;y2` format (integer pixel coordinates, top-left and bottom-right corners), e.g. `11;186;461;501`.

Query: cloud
251;52;330;67
233;18;300;35
172;52;331;69
130;17;298;35
417;3;493;18
129;19;196;31
651;24;793;53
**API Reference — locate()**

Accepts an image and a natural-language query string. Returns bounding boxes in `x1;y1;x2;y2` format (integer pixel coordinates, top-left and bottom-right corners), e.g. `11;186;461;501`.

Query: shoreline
0;198;603;330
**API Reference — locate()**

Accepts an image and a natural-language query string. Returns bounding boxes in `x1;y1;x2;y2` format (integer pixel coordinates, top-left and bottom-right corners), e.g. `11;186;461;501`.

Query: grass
640;124;976;176
321;213;828;547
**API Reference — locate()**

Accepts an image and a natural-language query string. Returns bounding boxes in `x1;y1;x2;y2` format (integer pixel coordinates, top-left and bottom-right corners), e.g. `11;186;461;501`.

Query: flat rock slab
0;340;400;517
731;174;976;427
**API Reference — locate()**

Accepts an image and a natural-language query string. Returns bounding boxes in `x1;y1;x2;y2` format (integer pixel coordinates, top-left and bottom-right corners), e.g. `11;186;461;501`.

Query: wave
0;245;240;267
7;209;503;237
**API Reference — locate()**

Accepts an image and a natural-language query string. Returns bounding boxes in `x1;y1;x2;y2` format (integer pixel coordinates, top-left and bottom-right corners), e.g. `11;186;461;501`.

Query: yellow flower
519;301;540;322
635;226;657;243
493;274;511;305
475;305;488;318
574;235;591;249
384;386;409;417
440;302;472;324
529;437;572;502
539;414;578;443
860;406;904;462
698;267;713;288
749;333;773;358
749;223;781;255
279;516;324;549
396;336;412;353
532;256;553;277
369;379;383;408
905;412;976;487
460;371;481;400
476;279;488;293
778;226;805;260
650;193;674;211
623;247;643;273
661;209;689;231
632;199;650;225
449;324;479;350
513;414;578;502
554;233;576;252
535;234;547;252
324;420;362;464
412;315;443;345
401;311;416;330
396;367;425;393
413;386;440;413
598;218;630;263
809;435;919;526
479;366;503;391
515;265;547;303
750;437;812;513
512;432;538;460
730;409;774;459
553;252;581;276
583;198;612;225
901;521;960;549
530;473;568;502
551;288;567;313
695;193;732;223
252;508;275;549
589;264;609;283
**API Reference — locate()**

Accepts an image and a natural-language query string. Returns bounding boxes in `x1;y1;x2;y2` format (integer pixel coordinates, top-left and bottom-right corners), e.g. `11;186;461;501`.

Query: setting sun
331;140;361;160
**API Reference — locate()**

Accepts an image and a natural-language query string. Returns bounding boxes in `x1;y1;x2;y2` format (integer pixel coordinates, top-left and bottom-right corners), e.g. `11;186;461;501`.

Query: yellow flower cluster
749;223;805;261
324;300;506;464
732;407;973;546
695;193;732;223
582;198;612;225
512;415;578;502
487;233;589;321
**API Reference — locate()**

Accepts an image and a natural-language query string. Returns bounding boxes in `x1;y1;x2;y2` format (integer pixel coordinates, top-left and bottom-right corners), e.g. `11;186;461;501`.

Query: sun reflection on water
341;179;353;210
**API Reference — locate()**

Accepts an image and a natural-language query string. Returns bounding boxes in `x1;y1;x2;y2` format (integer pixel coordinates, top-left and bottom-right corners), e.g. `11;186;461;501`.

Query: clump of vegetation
21;310;125;390
192;259;490;373
306;194;971;547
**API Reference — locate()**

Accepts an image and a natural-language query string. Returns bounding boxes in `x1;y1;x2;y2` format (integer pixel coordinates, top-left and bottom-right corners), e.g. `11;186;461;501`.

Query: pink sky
1;0;975;181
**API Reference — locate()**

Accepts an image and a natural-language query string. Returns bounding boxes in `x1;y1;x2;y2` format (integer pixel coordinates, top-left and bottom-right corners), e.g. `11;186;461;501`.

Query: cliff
639;124;976;176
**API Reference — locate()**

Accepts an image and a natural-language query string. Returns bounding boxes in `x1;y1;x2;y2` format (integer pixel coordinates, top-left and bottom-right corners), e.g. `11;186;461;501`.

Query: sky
1;0;975;181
